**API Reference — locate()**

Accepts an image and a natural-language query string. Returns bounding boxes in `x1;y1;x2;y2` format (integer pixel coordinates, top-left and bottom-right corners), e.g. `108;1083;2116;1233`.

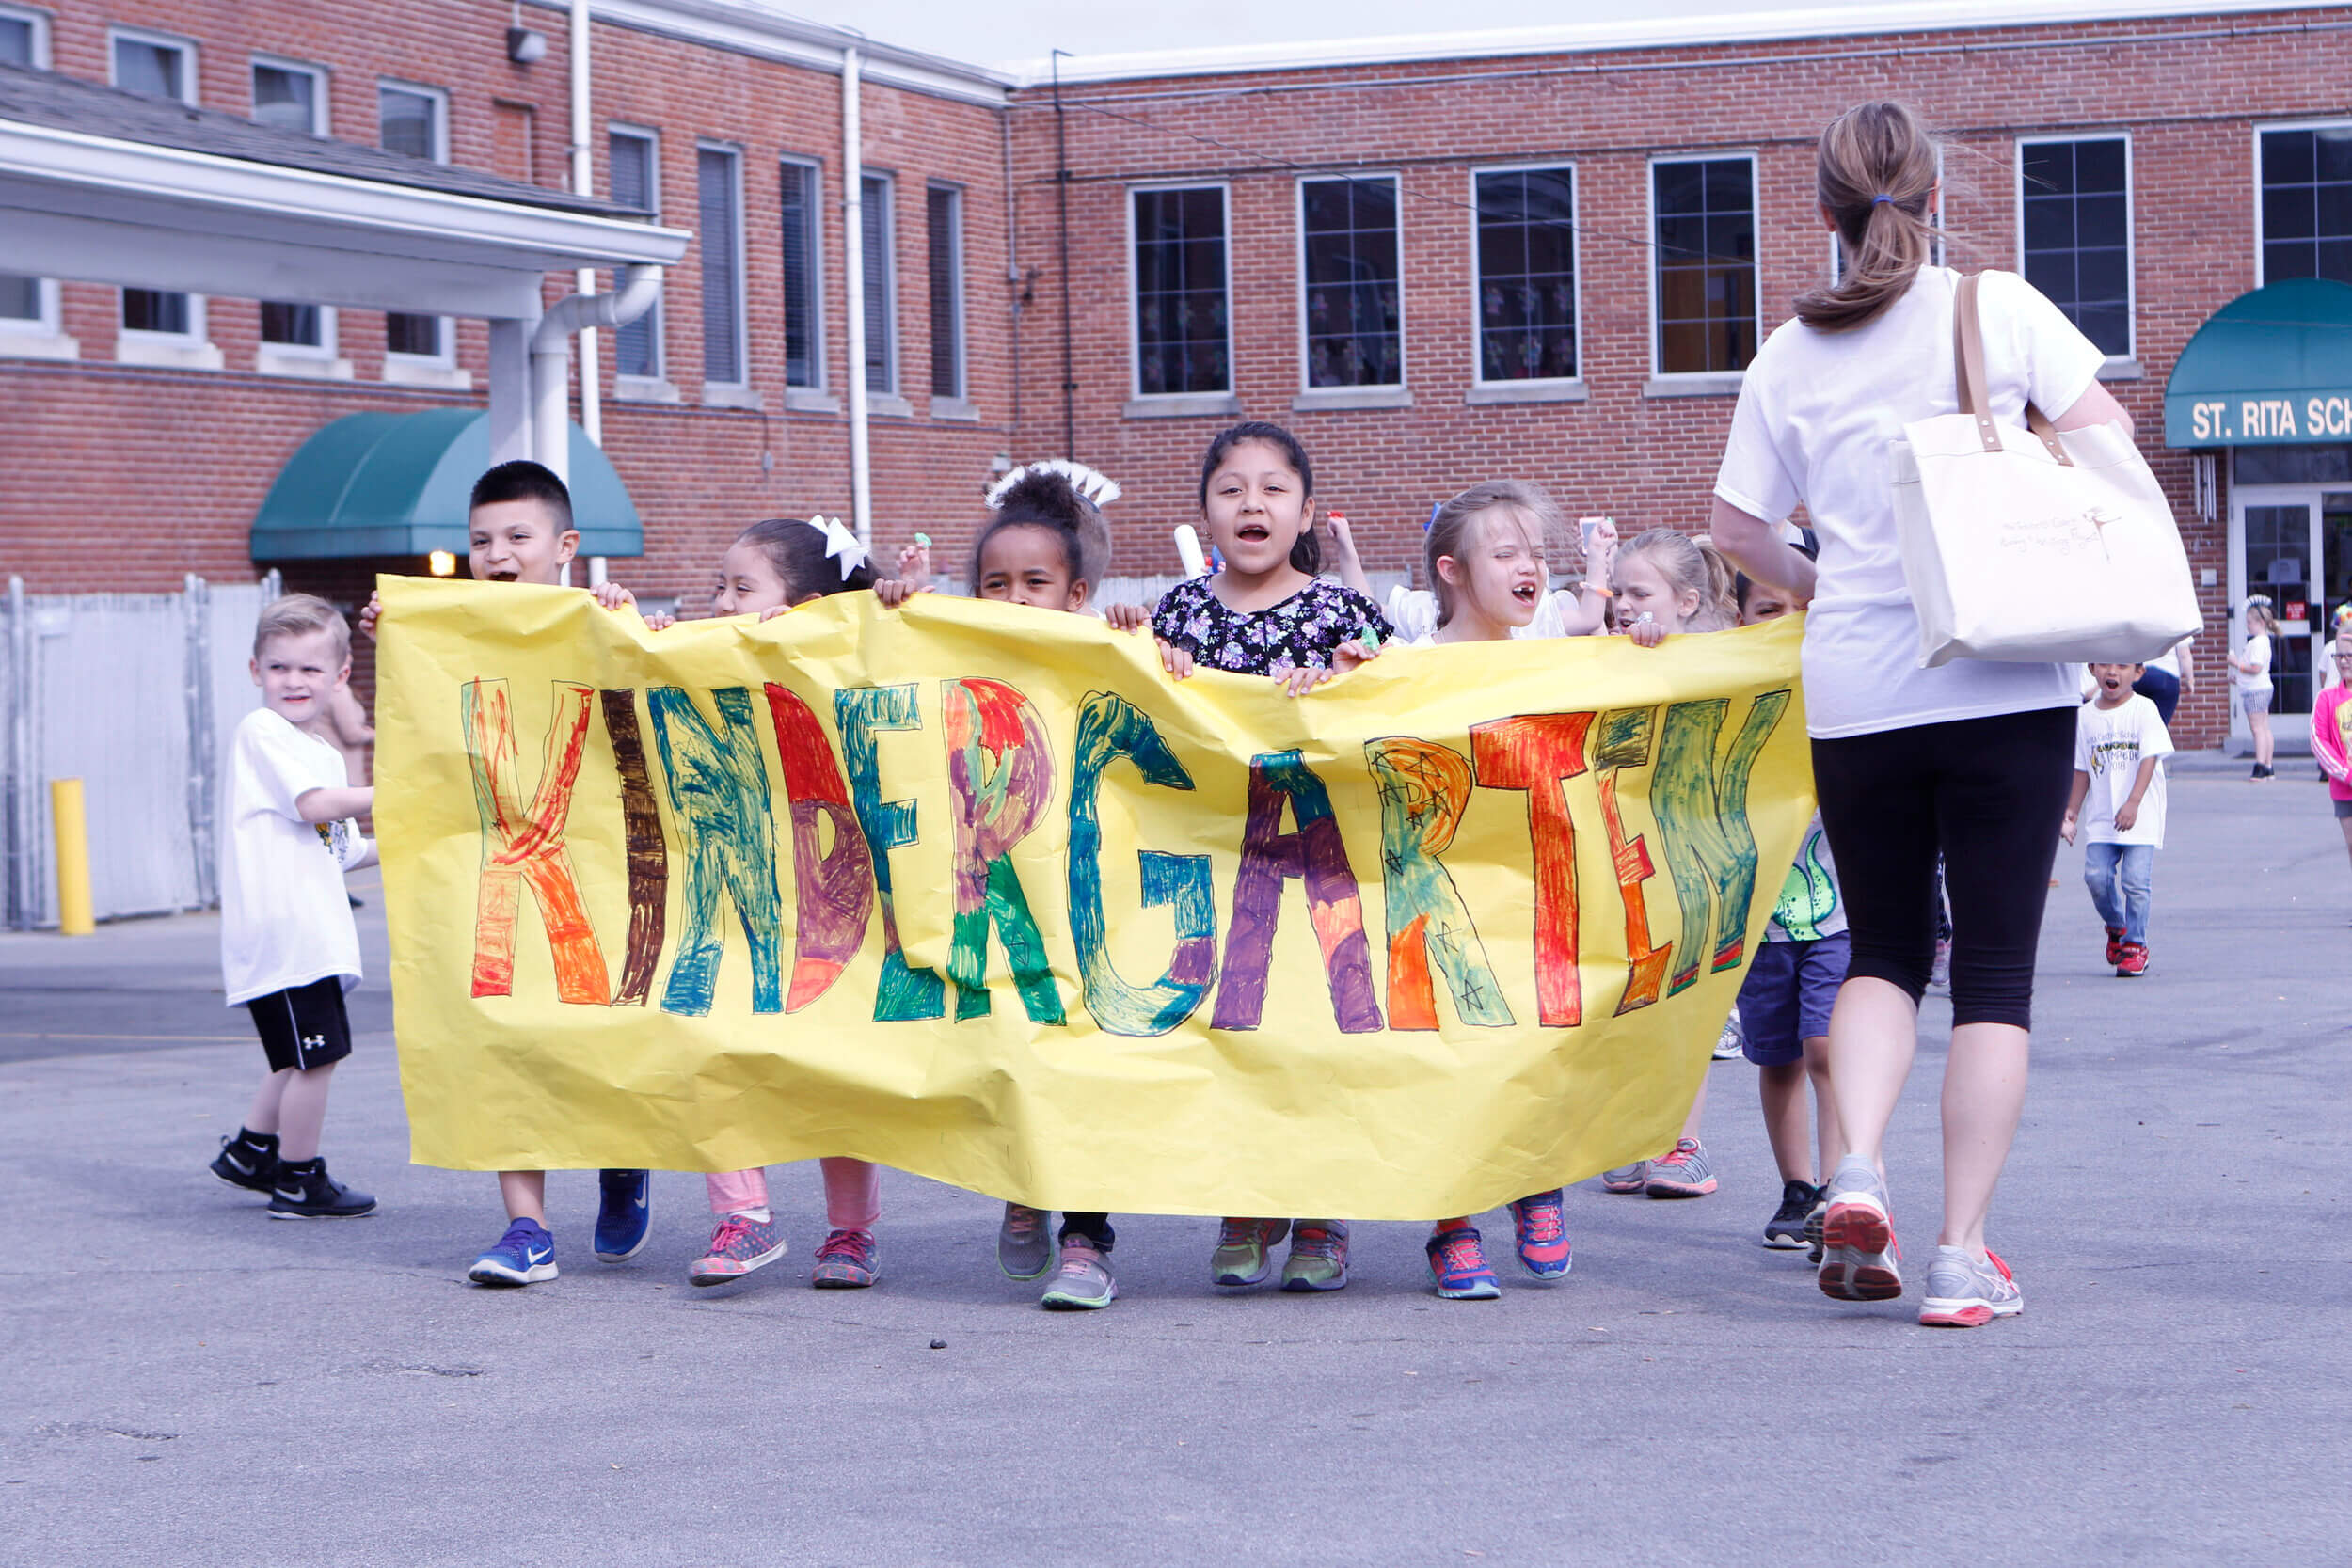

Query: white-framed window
1649;153;1757;380
1128;182;1232;400
111;27;209;356
379;81;453;371
779;156;824;390
0;5;51;71
251;55;326;135
1298;173;1404;389
696;142;747;390
927;182;965;404
861;170;897;397
1470;163;1580;386
2019;134;2134;362
2256;119;2352;288
607;124;662;383
0;5;60;355
251;56;341;373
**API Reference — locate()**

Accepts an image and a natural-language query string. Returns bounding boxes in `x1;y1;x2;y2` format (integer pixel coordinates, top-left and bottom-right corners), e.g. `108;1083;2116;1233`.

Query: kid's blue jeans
2082;842;2153;945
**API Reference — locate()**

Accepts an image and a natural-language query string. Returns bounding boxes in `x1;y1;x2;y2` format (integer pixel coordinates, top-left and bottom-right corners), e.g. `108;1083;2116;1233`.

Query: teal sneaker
1211;1217;1289;1287
1040;1238;1118;1310
1279;1220;1350;1292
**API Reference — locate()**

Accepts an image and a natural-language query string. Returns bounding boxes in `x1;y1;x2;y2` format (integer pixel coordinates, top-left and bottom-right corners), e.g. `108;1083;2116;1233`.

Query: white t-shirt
1713;267;2108;739
2234;632;2274;695
219;707;369;1006
2074;693;2174;848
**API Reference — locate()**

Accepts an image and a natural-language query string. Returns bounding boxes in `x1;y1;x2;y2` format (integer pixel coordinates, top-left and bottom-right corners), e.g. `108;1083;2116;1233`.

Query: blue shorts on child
1736;931;1851;1066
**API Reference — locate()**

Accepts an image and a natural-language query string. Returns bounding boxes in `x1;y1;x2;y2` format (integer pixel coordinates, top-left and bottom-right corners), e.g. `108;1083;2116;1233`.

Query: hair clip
804;515;868;578
986;459;1122;510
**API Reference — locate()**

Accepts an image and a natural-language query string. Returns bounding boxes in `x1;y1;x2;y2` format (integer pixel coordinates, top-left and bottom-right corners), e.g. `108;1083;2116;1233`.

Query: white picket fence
0;572;278;928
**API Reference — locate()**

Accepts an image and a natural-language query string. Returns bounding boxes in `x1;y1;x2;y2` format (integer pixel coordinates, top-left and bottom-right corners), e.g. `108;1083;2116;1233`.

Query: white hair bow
805;514;868;578
986;459;1122;510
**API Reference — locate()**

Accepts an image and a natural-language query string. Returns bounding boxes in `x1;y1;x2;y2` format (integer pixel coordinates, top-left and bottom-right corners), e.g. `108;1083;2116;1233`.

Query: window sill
116;335;224;371
702;382;766;411
930;395;979;421
1122;392;1241;420
2097;356;2145;383
0;329;80;362
1291;386;1414;412
255;346;354;381
865;392;914;419
1643;372;1744;399
614;374;682;404
1466;379;1589;405
786;387;841;414
383;356;472;390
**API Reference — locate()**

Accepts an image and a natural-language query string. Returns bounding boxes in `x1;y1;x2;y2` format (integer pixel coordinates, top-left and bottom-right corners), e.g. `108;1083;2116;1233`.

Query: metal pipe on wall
1051;48;1073;460
842;47;871;546
570;0;605;587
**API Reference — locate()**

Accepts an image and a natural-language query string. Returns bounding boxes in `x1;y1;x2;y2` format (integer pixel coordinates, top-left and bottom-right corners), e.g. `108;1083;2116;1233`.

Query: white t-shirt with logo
219;706;369;1006
1713;267;2108;739
2074;693;2174;848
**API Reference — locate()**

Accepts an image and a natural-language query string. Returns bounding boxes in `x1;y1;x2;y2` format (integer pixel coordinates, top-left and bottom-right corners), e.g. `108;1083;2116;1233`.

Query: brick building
9;0;2352;750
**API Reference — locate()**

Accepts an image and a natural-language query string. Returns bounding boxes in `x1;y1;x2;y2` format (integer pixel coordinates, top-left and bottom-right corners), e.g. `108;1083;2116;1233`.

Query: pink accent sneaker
811;1227;880;1289
687;1214;787;1287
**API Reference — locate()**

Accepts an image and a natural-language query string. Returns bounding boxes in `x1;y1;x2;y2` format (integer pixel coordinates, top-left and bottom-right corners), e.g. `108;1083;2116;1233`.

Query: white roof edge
1000;0;2346;87
551;0;1014;104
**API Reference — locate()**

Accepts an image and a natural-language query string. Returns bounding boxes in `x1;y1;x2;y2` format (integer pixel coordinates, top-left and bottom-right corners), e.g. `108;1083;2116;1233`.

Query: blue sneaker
1425;1224;1501;1300
1505;1190;1573;1280
594;1168;651;1262
469;1219;557;1286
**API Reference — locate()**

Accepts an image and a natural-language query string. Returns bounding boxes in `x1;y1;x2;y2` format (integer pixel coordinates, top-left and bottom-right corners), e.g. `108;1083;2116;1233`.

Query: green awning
250;408;644;559
2165;277;2352;447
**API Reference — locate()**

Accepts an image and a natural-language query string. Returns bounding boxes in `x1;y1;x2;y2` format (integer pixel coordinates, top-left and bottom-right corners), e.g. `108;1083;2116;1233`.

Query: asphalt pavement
2;773;2345;1565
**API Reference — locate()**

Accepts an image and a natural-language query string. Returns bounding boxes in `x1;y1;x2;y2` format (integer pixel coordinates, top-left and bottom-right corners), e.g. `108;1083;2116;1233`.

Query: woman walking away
2233;598;2278;779
1708;102;2143;1328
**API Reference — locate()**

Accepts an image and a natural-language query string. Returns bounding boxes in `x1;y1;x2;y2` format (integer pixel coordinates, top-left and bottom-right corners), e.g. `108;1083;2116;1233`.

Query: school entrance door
2229;447;2352;747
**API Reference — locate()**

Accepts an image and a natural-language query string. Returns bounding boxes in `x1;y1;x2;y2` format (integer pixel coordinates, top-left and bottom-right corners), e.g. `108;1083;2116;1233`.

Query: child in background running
1598;529;1738;1200
1124;420;1391;1293
358;461;654;1286
2312;611;2352;879
1728;567;1850;1254
663;517;892;1291
2062;662;2174;978
1399;482;1580;1299
882;465;1132;1310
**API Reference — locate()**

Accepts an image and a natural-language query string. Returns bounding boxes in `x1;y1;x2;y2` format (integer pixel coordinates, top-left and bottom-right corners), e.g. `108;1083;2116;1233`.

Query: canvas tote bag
1891;273;2201;667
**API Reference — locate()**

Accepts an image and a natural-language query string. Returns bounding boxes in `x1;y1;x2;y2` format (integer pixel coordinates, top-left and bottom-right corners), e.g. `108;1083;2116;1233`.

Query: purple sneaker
1425;1225;1501;1300
1505;1190;1572;1280
811;1227;880;1289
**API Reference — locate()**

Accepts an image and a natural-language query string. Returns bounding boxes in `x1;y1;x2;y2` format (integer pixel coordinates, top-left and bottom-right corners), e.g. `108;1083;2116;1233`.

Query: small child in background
2233;598;2278;781
1727;567;1849;1255
1325;506;1614;642
1398;481;1580;1299
668;516;893;1291
1130;420;1391;1293
210;594;378;1220
2312;611;2352;879
1598;529;1739;1200
2063;661;2174;978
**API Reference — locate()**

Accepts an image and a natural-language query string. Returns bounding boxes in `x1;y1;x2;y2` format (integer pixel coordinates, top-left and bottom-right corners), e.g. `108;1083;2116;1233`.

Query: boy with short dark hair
211;594;379;1219
2063;661;2174;978
361;459;653;1283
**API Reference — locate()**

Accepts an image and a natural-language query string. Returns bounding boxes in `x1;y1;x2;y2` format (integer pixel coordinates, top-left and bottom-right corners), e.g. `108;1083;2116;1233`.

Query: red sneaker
2115;942;2149;977
2103;926;2125;966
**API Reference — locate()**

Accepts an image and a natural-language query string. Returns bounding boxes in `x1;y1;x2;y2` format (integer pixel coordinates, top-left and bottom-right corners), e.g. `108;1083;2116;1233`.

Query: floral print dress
1151;576;1395;677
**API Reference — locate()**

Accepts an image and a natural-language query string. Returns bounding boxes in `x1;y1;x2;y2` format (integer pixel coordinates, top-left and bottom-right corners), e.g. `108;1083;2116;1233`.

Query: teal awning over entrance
2165;277;2352;448
250;408;644;560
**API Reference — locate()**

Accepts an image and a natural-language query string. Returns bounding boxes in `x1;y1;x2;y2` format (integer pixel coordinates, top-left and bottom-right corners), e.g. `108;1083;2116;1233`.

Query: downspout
1051;49;1073;459
1002;104;1020;442
532;264;663;499
569;0;605;585
842;47;871;546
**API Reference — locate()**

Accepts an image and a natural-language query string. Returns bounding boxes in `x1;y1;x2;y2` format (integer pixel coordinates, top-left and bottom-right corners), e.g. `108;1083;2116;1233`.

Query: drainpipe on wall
569;0;606;586
842;46;871;547
532;265;663;502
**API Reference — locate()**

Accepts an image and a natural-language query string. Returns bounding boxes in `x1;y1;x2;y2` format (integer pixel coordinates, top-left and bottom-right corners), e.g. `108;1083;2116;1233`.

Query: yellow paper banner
375;578;1812;1220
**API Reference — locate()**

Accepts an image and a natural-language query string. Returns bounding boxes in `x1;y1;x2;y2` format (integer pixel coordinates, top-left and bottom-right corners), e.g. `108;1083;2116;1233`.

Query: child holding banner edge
359;460;655;1286
1118;420;1393;1292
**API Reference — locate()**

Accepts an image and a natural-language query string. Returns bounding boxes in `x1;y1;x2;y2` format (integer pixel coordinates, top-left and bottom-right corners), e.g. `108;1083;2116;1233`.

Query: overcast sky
783;0;1904;73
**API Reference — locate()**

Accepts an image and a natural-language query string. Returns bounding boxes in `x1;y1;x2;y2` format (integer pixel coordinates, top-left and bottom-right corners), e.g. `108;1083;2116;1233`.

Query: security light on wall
428;550;457;577
506;25;547;64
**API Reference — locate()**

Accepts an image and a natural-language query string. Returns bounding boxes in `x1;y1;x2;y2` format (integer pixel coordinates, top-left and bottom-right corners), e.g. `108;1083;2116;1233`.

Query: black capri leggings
1810;705;2076;1030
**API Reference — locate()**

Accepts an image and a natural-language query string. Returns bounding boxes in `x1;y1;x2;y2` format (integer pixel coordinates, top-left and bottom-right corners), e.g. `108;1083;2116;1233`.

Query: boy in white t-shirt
209;595;378;1218
2062;662;2175;978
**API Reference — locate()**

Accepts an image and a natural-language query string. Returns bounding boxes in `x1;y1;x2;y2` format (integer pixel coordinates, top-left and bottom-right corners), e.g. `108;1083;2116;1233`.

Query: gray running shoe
1919;1245;2023;1327
1645;1138;1717;1197
1600;1163;1648;1194
1279;1220;1350;1292
1818;1154;1901;1301
1713;1014;1745;1059
998;1203;1054;1280
1040;1238;1118;1310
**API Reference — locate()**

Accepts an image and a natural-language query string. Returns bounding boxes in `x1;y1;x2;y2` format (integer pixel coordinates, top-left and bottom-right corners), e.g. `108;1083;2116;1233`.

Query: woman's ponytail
1792;102;1940;333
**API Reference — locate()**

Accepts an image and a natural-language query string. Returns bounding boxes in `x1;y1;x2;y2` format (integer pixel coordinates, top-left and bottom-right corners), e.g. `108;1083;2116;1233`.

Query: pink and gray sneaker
811;1227;880;1288
687;1213;788;1287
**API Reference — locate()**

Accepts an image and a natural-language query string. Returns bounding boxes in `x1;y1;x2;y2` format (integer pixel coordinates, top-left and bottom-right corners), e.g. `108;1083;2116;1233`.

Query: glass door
2324;492;2352;687
2242;499;2317;719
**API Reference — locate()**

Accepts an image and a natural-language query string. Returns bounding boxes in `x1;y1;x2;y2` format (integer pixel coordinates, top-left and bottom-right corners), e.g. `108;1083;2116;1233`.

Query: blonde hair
1791;102;1940;332
2246;598;2279;636
253;593;351;665
1618;529;1735;631
1425;480;1562;627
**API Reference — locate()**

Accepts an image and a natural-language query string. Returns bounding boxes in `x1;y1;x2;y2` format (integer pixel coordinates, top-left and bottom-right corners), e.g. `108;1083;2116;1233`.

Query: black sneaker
210;1134;279;1194
267;1161;377;1219
1764;1179;1818;1250
1804;1190;1828;1264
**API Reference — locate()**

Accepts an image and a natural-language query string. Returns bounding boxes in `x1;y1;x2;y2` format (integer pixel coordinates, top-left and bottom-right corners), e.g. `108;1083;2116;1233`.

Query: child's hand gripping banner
374;578;1812;1220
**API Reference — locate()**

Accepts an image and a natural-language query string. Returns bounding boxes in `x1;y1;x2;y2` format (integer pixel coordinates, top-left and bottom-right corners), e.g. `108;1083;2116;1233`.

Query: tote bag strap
1952;272;2071;466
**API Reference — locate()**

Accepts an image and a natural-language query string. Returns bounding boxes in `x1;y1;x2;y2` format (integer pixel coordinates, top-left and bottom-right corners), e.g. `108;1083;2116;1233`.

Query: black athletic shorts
246;975;354;1072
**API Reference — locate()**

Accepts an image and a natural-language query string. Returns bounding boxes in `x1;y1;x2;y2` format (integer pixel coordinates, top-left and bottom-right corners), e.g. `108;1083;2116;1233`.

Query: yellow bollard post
50;777;93;936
